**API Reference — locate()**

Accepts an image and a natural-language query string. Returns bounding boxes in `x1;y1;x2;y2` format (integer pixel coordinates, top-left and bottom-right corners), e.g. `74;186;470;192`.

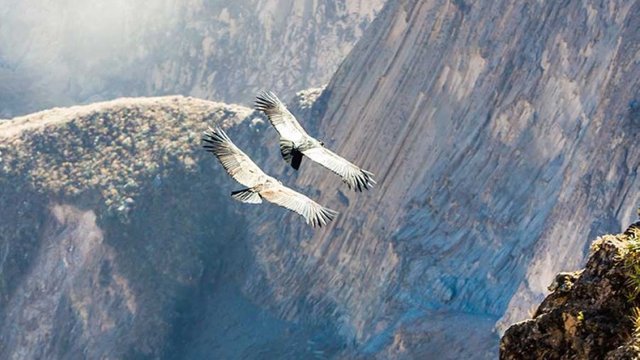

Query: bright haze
0;0;382;117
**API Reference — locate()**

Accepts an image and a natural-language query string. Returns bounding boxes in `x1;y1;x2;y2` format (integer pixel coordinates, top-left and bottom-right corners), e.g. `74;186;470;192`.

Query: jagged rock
0;97;252;358
501;224;640;359
0;95;354;358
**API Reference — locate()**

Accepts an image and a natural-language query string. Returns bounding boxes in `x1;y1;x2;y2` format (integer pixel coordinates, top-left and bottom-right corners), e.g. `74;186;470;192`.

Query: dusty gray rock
231;0;640;357
1;0;639;358
0;97;348;358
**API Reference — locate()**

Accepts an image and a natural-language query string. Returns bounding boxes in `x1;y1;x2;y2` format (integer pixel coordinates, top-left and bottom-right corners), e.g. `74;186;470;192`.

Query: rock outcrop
501;223;640;359
0;95;365;358
0;0;384;117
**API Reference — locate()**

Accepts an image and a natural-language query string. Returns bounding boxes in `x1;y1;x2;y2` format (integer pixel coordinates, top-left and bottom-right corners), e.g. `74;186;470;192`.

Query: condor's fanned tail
231;188;262;204
279;139;303;170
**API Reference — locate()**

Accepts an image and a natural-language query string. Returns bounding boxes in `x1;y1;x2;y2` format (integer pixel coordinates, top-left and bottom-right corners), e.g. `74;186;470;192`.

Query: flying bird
202;126;338;227
255;90;376;192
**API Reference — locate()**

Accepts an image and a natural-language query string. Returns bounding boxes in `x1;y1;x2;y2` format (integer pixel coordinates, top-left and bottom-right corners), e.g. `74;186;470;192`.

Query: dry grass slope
0;96;251;215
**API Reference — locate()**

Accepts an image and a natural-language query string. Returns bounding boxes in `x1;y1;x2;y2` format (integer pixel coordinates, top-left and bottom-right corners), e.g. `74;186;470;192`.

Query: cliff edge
501;220;640;359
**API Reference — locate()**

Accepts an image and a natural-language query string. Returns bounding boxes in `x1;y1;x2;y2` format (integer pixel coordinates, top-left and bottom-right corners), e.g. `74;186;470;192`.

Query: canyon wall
237;0;640;357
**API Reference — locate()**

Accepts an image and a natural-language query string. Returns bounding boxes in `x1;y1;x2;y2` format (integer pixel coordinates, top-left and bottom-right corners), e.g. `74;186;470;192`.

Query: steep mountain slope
0;97;352;358
230;0;640;357
0;0;384;117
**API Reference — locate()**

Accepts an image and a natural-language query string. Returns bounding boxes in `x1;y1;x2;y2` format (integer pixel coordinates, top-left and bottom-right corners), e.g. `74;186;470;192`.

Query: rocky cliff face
0;0;384;117
501;223;640;359
231;0;639;357
0;97;249;358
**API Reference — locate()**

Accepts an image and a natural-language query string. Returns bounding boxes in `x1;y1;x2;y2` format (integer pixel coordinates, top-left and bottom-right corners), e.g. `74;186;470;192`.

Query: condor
255;90;375;192
203;126;337;227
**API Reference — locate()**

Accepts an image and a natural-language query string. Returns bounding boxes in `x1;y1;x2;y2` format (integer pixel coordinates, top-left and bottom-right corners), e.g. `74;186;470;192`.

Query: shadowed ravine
0;97;346;358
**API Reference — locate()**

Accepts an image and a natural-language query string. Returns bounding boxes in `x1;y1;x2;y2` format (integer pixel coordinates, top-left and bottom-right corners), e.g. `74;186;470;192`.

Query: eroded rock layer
236;0;639;357
0;97;347;358
1;0;639;358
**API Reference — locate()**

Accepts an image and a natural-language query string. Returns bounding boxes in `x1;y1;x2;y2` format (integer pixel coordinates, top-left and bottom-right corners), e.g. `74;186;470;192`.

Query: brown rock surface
500;224;640;359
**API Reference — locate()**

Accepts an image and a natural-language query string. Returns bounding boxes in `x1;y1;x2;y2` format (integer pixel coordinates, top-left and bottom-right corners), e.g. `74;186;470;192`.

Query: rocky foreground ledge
501;221;640;359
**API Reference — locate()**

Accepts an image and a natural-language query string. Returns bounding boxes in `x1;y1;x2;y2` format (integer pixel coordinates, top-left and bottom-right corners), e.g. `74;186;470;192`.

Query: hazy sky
0;0;382;118
0;0;183;117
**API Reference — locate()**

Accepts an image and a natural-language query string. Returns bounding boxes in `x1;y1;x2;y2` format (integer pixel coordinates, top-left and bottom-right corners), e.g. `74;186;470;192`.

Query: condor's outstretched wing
202;126;266;188
255;90;308;142
202;126;337;227
259;184;338;227
302;146;375;192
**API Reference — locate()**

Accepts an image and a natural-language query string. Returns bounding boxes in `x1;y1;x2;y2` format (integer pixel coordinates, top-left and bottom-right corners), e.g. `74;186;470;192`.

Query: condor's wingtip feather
202;126;232;154
309;207;339;228
202;125;225;142
254;90;282;110
343;169;376;192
